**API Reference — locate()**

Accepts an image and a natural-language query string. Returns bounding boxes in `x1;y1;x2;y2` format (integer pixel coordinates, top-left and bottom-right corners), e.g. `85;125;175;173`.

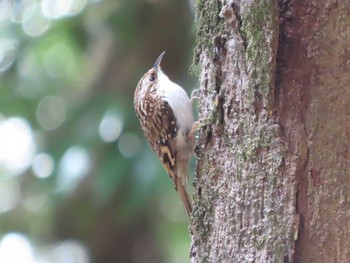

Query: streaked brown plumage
134;52;194;218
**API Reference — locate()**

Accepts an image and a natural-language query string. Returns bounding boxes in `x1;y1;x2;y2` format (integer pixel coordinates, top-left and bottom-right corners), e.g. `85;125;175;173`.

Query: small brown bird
134;52;194;218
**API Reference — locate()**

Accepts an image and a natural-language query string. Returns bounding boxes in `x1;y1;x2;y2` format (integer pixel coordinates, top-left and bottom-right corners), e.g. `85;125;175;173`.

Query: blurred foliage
0;0;197;262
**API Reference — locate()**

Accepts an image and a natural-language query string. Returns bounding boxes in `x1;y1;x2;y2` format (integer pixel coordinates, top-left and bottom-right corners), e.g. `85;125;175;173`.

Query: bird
134;52;194;218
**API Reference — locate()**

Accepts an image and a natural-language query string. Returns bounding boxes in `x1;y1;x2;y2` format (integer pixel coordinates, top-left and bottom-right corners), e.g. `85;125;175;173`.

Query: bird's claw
190;89;200;104
188;121;201;138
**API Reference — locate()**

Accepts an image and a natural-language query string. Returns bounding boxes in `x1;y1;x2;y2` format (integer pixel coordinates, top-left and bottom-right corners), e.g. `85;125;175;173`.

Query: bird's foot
190;89;200;104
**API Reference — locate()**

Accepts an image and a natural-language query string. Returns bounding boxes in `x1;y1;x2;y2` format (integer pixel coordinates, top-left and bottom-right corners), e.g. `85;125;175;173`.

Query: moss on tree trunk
191;0;350;262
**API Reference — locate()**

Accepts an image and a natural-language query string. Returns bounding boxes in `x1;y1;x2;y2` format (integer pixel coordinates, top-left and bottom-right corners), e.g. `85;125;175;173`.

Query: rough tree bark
190;1;349;263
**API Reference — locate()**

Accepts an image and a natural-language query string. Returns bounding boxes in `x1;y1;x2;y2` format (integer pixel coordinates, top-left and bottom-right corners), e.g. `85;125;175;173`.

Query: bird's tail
176;180;192;219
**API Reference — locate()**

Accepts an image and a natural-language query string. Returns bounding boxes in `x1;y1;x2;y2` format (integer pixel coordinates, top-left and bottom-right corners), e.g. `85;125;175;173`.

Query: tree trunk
190;1;350;263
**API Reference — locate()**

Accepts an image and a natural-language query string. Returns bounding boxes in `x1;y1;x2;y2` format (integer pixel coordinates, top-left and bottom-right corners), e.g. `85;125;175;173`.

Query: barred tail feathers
176;178;192;218
161;156;192;219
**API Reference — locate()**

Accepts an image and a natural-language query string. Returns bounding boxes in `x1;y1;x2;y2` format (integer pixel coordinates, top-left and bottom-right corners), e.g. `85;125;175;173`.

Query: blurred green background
0;0;197;262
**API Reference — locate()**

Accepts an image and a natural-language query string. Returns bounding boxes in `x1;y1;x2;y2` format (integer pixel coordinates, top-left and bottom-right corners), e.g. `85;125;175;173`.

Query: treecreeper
134;52;198;219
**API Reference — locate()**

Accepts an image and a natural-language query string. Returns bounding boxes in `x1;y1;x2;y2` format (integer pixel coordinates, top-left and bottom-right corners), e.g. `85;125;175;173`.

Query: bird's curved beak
154;51;165;71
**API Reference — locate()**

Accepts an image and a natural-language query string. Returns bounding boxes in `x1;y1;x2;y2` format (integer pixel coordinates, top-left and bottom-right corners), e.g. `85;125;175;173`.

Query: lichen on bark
190;1;298;262
191;1;350;263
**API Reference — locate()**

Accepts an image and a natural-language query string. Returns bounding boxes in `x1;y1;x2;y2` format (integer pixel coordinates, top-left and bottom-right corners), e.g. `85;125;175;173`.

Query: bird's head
135;52;166;95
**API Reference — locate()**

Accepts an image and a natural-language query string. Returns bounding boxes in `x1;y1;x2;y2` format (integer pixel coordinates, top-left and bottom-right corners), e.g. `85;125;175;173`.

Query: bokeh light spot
99;111;123;143
41;0;87;19
0;233;34;263
44;43;75;78
51;240;89;263
0;117;36;175
32;153;55;179
0;38;18;73
36;96;66;131
41;0;72;19
18;50;36;79
118;133;141;158
0;178;20;213
0;0;13;22
10;0;36;24
22;3;50;37
57;146;90;192
22;193;46;213
67;0;87;16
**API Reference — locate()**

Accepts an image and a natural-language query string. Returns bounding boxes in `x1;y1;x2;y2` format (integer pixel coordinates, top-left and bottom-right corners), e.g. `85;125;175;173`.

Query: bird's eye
149;74;155;81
